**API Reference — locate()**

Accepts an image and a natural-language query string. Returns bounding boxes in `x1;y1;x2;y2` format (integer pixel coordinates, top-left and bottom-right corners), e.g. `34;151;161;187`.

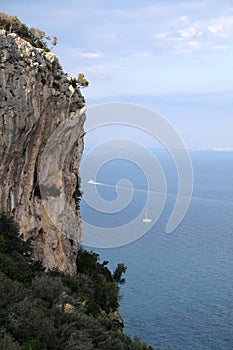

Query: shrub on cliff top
0;12;57;51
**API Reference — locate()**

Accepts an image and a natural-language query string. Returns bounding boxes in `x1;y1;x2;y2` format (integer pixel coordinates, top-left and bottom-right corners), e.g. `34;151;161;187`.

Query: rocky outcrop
0;30;86;273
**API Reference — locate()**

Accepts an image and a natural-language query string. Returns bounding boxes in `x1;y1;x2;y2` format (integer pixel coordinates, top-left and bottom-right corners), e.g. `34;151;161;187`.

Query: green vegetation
0;13;90;91
73;73;89;89
0;213;154;350
72;175;83;210
0;13;57;51
113;263;128;285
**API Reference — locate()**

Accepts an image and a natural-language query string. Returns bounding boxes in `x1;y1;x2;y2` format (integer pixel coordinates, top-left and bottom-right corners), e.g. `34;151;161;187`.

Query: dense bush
0;213;153;350
0;213;44;284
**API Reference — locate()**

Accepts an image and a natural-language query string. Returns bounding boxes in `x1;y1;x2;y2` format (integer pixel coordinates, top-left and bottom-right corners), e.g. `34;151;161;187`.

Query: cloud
3;0;233;104
86;65;106;74
153;14;233;54
180;16;189;22
207;16;233;37
155;32;169;39
84;64;120;80
178;26;198;38
28;1;233;59
79;52;104;59
186;41;202;50
214;44;228;50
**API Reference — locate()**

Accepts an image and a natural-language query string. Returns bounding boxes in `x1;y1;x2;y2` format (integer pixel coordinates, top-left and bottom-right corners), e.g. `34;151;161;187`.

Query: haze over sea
81;150;233;350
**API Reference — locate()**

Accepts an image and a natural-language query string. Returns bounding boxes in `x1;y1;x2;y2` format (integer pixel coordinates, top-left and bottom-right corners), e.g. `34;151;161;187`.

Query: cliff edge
0;30;86;273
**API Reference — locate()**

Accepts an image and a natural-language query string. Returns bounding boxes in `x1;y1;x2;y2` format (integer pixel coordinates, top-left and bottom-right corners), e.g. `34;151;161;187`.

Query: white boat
88;179;96;184
143;208;152;223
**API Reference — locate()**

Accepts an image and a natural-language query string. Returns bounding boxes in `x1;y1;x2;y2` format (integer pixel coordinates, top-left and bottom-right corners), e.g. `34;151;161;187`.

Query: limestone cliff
0;30;86;273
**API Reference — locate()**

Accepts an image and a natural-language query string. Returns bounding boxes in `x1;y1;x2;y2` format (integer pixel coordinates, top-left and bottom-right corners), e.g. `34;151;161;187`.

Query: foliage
72;73;89;89
0;330;21;350
0;13;90;91
0;213;44;284
113;263;128;284
0;12;57;51
73;175;82;210
0;213;153;349
76;248;118;314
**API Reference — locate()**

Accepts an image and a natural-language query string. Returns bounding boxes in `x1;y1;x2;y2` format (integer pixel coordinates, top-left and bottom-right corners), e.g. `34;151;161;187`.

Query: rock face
0;30;86;273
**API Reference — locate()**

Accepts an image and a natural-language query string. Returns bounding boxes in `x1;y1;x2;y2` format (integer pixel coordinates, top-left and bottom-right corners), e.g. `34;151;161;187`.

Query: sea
80;150;233;350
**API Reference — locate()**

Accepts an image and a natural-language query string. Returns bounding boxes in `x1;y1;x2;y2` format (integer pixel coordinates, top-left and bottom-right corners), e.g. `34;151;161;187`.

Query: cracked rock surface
0;30;86;273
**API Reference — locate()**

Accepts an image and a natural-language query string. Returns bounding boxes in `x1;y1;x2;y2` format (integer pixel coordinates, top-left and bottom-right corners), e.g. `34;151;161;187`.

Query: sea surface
81;150;233;350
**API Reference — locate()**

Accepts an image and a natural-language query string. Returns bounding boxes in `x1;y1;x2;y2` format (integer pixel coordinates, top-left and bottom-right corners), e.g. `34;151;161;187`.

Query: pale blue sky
1;0;233;148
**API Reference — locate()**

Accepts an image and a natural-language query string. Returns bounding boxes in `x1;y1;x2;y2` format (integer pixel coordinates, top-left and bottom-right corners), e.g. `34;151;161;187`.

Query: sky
1;0;233;149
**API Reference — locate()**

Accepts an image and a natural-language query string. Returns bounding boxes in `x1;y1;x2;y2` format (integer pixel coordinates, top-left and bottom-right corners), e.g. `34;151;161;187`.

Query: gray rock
0;32;86;274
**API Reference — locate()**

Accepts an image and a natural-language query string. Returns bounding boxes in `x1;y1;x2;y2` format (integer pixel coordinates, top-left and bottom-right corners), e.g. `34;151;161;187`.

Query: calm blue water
81;151;233;350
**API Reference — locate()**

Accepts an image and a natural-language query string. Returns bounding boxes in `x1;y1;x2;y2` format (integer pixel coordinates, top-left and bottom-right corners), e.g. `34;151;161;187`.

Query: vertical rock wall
0;31;86;273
